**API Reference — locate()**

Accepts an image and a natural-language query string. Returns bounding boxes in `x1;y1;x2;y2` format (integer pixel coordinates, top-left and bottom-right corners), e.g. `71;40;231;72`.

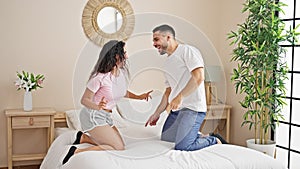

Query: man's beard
159;50;167;55
159;43;168;55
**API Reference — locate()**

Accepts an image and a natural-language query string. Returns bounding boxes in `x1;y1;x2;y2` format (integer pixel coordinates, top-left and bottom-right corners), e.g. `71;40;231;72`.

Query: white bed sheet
41;129;285;169
43;94;285;169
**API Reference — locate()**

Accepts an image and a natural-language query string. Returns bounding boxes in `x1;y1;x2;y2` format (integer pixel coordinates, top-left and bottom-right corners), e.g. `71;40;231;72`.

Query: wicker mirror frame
82;0;135;46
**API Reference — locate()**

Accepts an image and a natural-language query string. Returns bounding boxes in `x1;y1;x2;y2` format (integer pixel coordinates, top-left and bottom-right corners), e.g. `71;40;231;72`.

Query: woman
63;40;152;164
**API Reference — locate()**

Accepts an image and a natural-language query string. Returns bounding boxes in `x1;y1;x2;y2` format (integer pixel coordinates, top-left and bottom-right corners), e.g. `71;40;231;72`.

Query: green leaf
227;0;299;141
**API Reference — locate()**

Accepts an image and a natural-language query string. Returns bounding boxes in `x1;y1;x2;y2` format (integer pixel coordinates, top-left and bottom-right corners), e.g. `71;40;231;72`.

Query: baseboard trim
0;165;40;169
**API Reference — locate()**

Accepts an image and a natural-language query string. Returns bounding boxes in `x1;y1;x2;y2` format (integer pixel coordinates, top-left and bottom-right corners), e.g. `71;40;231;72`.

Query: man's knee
161;133;174;142
174;143;190;151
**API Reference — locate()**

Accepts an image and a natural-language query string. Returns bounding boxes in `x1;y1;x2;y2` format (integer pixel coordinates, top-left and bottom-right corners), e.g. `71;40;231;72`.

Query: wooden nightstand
5;108;56;169
201;104;232;143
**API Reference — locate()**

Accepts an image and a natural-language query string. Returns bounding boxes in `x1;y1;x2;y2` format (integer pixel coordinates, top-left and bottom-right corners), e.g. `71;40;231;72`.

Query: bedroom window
276;0;300;169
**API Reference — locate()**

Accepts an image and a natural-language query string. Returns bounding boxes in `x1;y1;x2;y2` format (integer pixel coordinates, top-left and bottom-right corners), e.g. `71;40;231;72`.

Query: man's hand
145;112;160;127
168;93;182;111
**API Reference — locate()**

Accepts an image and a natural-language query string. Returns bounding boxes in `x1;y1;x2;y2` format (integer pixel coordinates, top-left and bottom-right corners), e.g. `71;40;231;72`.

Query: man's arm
145;87;171;126
168;67;204;110
154;87;171;114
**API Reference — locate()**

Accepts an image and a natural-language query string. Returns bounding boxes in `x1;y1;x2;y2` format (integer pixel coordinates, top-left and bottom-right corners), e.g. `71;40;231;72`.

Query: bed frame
54;112;67;127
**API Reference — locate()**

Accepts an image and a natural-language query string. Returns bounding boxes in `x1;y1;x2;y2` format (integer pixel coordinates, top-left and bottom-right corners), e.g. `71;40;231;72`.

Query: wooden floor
0;165;40;169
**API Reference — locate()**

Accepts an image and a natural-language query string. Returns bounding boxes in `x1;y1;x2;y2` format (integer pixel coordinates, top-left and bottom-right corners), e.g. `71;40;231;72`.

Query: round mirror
82;0;135;46
97;7;123;34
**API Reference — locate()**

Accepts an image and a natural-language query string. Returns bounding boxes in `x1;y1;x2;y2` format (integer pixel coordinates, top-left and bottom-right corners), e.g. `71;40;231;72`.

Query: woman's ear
115;54;120;61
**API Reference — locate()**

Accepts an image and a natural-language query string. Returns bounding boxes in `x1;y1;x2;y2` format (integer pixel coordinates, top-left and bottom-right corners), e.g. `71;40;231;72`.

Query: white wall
219;0;254;146
0;0;251;167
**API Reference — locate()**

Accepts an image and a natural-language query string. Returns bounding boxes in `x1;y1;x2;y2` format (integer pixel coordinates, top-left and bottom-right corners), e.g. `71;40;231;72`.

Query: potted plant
228;0;299;156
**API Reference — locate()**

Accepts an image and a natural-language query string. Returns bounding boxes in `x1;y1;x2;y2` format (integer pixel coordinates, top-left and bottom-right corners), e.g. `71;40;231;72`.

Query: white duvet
41;129;285;169
41;93;285;169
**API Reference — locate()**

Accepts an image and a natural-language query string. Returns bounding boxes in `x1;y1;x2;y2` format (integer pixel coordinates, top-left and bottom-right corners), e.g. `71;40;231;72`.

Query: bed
41;92;286;169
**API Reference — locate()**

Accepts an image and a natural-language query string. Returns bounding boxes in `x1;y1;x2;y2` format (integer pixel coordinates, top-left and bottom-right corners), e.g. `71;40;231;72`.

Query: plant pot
23;91;32;111
246;139;276;157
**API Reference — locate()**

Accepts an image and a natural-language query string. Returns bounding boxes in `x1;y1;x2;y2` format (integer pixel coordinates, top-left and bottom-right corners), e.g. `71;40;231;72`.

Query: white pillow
115;90;167;145
116;90;163;124
111;108;129;128
54;127;74;138
65;109;82;131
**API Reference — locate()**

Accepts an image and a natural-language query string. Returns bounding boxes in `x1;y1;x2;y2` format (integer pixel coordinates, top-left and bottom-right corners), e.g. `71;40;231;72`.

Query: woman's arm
126;90;153;101
81;88;107;110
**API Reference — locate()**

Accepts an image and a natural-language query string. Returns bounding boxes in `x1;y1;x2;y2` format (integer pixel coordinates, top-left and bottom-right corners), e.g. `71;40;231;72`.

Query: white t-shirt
164;44;207;112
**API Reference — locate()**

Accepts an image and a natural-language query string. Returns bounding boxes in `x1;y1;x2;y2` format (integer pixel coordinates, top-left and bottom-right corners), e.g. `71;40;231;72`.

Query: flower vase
23;91;32;111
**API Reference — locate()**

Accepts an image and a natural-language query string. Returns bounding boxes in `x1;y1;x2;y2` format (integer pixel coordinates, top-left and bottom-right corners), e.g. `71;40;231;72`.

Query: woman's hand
98;97;108;110
126;90;153;101
138;90;153;101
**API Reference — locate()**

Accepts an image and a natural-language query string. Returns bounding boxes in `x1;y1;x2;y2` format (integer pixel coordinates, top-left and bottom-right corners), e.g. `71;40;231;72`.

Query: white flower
23;80;36;92
15;71;45;92
15;78;24;90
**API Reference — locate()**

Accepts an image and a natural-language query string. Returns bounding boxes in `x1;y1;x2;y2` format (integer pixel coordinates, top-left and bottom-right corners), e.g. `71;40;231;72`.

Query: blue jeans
161;108;217;151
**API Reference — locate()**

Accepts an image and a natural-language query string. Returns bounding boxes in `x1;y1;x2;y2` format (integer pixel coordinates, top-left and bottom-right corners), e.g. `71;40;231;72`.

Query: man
145;24;222;151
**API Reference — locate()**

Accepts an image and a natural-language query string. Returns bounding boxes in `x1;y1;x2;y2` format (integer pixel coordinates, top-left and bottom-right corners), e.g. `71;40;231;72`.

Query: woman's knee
94;139;124;150
113;143;125;150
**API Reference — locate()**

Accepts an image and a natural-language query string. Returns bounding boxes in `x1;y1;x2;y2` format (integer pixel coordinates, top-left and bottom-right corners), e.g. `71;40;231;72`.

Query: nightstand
5;108;56;169
201;104;232;143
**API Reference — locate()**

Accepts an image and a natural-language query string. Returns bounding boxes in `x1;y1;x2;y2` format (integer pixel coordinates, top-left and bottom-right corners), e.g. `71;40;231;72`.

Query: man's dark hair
152;24;175;38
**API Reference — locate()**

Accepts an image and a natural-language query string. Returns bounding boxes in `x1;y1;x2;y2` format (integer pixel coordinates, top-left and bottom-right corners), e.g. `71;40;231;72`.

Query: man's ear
167;35;171;41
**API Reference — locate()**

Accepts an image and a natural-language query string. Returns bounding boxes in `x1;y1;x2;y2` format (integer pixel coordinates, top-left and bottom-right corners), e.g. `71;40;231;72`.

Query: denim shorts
79;107;113;132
